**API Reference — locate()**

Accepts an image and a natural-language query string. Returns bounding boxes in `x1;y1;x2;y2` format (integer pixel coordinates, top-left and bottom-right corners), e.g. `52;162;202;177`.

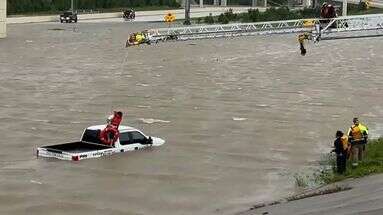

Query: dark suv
123;9;135;21
60;11;78;23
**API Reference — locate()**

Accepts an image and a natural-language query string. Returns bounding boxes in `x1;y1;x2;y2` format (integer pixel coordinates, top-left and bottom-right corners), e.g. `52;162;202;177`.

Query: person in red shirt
107;111;123;128
110;111;123;128
100;111;123;146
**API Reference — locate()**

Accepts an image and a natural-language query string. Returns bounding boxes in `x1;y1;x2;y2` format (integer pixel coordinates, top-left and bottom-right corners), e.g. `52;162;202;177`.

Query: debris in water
49;28;65;31
137;105;151;109
139;118;170;124
136;83;149;87
232;117;247;121
30;180;42;185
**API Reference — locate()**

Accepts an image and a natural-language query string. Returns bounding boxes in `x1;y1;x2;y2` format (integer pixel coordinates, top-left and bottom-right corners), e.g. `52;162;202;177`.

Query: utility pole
252;0;257;7
71;0;74;12
342;0;347;16
184;0;191;25
0;0;6;38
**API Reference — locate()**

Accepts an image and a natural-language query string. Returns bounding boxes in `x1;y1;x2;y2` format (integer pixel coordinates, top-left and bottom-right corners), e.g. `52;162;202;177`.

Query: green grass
196;6;383;25
348;7;383;15
295;138;383;188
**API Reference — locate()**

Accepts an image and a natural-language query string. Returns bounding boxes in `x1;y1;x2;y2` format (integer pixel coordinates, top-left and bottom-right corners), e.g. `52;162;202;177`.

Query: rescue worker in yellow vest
332;130;349;174
135;33;144;44
298;33;310;56
348;117;369;167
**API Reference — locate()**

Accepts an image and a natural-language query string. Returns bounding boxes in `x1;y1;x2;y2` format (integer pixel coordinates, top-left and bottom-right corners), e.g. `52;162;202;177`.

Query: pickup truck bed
41;141;111;154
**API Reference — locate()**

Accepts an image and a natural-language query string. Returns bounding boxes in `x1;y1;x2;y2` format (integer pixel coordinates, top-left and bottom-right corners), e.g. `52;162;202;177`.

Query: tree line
7;0;180;15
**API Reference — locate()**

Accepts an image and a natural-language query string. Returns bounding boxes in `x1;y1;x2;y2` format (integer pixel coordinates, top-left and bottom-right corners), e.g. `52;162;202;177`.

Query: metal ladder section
148;14;383;41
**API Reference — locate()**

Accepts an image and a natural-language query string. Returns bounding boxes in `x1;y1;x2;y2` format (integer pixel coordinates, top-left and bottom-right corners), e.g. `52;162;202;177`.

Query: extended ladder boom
148;14;383;42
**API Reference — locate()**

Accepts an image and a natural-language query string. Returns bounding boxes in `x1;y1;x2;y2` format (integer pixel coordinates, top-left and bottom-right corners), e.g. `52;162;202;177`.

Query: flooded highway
0;21;382;215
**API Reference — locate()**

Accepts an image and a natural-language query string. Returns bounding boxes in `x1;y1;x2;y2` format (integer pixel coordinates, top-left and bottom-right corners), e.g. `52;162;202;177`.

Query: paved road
238;173;383;215
82;7;263;23
7;6;261;24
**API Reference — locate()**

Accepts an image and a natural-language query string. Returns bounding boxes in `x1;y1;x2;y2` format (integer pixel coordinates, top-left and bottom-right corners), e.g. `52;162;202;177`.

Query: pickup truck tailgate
41;141;111;153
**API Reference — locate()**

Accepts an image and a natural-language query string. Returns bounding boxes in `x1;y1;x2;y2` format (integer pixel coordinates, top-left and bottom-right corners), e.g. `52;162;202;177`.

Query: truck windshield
81;129;102;144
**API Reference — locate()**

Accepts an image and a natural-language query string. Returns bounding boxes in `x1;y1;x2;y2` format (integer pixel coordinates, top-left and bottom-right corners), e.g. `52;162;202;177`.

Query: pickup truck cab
37;125;165;161
60;11;78;23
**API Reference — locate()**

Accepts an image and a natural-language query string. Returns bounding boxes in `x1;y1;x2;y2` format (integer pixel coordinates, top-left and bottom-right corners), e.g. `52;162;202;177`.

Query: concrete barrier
6;7;254;24
7;15;58;24
7;12;123;24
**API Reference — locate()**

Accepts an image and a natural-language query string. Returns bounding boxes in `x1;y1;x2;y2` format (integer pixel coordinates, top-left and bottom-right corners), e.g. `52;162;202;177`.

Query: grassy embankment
295;138;383;188
193;3;383;24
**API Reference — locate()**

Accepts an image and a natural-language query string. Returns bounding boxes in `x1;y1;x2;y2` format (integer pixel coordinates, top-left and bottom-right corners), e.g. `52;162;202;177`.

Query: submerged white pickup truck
37;125;165;161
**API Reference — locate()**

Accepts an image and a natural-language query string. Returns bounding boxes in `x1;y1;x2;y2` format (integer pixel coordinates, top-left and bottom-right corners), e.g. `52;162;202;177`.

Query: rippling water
0;21;382;215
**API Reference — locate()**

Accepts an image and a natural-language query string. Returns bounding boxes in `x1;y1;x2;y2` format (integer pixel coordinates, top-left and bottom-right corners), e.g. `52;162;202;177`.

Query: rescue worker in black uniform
332;130;348;174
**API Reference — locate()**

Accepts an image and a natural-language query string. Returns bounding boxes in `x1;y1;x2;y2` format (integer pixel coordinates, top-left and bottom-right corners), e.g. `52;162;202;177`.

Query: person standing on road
333;130;348;174
348;117;369;167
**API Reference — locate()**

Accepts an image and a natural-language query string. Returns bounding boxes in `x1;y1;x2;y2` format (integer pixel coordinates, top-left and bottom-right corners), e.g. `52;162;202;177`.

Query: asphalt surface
238;173;383;215
6;7;258;24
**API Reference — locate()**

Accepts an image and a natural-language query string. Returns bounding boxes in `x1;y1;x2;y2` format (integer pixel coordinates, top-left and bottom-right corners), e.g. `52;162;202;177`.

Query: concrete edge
235;184;353;215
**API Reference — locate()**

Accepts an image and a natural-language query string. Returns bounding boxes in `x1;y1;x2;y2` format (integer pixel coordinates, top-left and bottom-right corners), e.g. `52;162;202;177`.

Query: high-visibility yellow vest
136;34;143;42
350;125;362;140
298;33;310;43
349;123;368;140
359;124;368;135
341;135;349;151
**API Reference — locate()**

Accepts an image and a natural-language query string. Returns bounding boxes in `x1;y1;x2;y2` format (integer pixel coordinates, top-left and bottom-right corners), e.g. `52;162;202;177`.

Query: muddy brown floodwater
0;21;382;215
